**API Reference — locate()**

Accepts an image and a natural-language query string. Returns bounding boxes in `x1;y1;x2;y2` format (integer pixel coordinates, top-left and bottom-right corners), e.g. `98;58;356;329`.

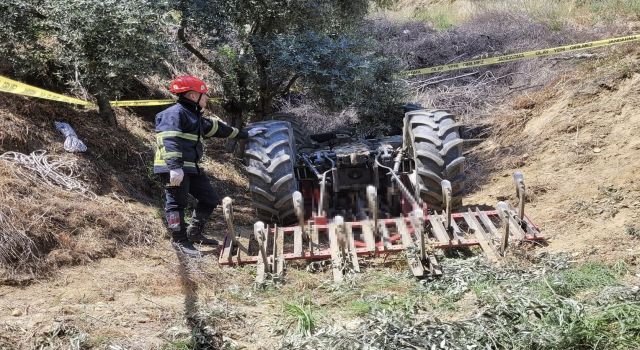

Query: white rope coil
0;150;96;200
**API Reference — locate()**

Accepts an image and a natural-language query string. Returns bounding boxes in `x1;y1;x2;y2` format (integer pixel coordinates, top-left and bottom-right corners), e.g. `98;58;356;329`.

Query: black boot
172;240;203;258
186;220;219;246
170;227;202;258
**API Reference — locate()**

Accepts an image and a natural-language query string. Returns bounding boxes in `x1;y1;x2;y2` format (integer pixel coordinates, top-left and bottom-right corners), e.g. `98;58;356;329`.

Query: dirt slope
466;51;640;264
1;248;183;348
2;52;640;349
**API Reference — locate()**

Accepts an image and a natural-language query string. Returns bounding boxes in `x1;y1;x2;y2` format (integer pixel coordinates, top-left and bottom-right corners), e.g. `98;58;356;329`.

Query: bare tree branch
177;23;227;80
282;75;299;95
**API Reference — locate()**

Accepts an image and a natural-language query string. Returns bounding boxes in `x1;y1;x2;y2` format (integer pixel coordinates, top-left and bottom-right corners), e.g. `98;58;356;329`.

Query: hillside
2;3;640;349
0;97;252;348
466;51;640;262
1;53;639;349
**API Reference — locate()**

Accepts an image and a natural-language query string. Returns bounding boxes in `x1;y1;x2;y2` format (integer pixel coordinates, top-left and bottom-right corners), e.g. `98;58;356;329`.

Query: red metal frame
218;209;544;266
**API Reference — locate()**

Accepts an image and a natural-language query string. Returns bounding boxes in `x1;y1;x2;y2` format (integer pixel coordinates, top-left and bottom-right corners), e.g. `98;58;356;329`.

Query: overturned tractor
219;108;543;283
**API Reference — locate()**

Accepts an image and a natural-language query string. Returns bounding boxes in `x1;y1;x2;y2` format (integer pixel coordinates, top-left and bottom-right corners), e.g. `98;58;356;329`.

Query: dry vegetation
282;254;640;349
376;0;636;125
276;99;359;134
0;163;161;283
0;95;166;283
385;0;640;30
2;0;640;349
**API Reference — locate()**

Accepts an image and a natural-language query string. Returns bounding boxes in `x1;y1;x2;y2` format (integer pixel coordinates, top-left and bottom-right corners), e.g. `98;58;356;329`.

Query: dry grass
383;0;640;30
0;320;90;349
368;0;635;137
275;99;360;134
0;163;163;282
462;79;562;193
371;9;611;121
0;93;169;283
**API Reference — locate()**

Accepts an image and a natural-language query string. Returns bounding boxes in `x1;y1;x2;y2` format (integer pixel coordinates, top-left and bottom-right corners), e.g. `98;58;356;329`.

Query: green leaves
0;0;52;77
0;0;170;100
0;0;404;125
178;0;404;121
284;297;317;336
46;0;170;97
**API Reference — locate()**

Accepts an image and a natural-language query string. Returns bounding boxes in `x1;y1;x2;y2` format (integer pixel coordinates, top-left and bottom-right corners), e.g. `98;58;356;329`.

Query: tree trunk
96;94;117;126
251;37;274;122
178;23;246;153
256;94;273;121
224;101;244;154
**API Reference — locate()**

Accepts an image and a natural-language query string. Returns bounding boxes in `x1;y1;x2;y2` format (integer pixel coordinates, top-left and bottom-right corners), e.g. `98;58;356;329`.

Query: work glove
169;168;184;186
247;127;267;137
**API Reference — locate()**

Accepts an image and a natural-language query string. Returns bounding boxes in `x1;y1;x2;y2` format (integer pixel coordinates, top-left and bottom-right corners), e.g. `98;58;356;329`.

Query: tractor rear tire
266;112;312;149
406;109;465;210
244;120;298;224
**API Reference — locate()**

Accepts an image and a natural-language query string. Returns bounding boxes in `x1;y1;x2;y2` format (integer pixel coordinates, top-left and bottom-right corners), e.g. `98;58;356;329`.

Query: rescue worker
154;75;266;257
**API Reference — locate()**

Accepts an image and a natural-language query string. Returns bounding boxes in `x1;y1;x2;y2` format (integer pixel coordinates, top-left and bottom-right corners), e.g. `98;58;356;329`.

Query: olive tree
173;0;404;129
0;1;53;79
0;0;170;125
45;0;171;125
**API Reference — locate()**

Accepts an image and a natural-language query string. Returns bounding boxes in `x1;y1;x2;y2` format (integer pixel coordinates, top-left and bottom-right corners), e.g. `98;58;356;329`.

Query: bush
175;0;404;125
0;1;51;76
0;0;170;125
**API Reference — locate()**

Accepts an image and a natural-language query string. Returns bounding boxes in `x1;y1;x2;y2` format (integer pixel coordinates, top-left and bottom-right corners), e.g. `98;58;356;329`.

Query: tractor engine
243;108;467;225
294;135;407;222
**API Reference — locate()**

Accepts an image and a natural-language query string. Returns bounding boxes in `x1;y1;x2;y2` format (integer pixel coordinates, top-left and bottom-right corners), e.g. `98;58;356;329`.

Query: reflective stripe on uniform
228;127;239;138
156;131;199;141
204;118;219;137
162;151;182;160
153;159;197;167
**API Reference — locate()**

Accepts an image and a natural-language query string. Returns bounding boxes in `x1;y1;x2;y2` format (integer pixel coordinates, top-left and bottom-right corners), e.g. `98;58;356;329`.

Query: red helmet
169;75;209;94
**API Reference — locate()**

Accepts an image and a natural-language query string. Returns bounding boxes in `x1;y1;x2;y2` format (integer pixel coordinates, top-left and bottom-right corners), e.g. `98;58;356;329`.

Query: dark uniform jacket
153;97;247;174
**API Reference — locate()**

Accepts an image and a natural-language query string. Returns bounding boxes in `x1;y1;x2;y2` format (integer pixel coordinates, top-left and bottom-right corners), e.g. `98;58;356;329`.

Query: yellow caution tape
109;99;175;107
3;33;640;106
0;75;93;106
110;97;223;107
0;75;224;108
401;34;640;77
